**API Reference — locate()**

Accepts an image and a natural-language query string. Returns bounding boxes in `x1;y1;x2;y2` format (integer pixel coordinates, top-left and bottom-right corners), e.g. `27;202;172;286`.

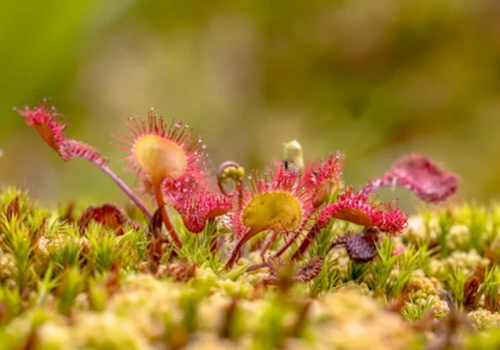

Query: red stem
153;181;182;248
224;227;259;269
99;164;152;219
270;229;302;259
260;231;278;258
209;218;219;254
245;262;267;272
291;223;321;261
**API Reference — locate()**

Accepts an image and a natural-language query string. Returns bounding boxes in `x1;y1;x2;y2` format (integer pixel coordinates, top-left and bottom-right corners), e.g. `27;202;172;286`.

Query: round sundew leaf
133;134;187;183
242;192;302;233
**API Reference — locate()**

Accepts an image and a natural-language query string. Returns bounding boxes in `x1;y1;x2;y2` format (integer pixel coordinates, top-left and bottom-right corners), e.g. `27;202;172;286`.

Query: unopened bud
283;140;304;175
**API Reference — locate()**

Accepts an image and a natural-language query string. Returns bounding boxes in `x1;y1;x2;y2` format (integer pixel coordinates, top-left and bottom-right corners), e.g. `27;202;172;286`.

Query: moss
319;291;414;350
469;309;500;330
3;187;500;349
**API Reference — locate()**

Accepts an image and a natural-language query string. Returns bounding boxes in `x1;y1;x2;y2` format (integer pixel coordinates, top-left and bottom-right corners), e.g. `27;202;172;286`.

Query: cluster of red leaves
17;99;460;272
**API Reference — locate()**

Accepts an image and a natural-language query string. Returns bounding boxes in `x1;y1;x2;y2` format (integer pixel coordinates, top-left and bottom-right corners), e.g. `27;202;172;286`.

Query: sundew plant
2;99;500;349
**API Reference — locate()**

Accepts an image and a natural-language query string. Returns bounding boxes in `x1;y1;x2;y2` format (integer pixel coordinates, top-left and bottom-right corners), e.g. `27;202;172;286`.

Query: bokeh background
1;0;500;211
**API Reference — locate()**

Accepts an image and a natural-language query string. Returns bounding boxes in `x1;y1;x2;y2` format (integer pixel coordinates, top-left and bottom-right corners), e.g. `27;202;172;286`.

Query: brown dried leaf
473;264;487;283
344;227;380;263
59;201;76;223
77;204;138;236
6;196;19;220
463;275;481;311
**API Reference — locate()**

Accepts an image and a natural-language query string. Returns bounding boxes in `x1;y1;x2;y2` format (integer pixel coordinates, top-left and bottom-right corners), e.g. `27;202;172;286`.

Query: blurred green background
1;0;500;211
